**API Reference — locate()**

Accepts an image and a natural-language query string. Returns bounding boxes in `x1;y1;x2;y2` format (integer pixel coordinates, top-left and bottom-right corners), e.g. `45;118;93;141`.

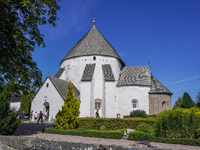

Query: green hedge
128;131;154;141
123;114;158;118
128;131;200;146
79;118;156;130
43;127;124;139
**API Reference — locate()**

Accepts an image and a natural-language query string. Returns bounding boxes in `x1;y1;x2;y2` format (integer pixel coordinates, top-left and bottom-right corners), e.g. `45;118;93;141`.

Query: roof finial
93;18;95;26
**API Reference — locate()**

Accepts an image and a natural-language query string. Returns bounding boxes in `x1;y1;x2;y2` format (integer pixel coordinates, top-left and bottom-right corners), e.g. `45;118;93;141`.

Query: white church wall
59;70;65;80
80;82;91;117
10;102;20;111
31;78;64;122
104;82;117;118
60;55;122;92
117;86;150;117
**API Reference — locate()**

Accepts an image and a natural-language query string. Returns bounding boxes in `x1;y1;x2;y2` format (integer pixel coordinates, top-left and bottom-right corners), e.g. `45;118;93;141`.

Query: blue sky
32;0;200;107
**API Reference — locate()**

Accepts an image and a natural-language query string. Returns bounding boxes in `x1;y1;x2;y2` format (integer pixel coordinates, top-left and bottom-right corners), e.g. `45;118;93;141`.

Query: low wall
0;136;131;150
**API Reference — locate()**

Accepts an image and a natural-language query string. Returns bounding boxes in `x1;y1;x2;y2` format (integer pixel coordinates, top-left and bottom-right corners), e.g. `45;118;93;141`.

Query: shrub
155;107;200;139
79;117;155;130
55;82;80;130
43;127;124;139
130;110;147;118
136;123;154;135
128;131;154;141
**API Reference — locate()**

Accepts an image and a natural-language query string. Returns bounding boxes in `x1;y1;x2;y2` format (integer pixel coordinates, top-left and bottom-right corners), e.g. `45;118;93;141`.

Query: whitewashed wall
31;78;64;122
117;86;151;117
10;102;21;111
104;81;117;118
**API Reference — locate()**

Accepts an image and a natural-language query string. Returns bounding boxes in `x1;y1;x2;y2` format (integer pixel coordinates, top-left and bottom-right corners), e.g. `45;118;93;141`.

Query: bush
155;107;200;139
136;123;154;135
79;117;155;130
130;110;147;118
43;127;124;139
128;131;154;141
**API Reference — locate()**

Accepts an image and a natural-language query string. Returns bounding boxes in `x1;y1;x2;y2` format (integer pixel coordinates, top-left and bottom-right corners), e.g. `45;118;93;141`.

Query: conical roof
61;25;125;66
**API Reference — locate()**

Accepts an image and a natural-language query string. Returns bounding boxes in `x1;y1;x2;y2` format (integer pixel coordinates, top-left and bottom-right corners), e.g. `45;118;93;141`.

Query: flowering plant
97;144;106;150
137;141;151;147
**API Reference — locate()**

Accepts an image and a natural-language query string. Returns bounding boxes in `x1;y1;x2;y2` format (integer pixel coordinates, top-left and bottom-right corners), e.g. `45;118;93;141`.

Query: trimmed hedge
79;117;156;130
128;132;200;146
43;127;124;139
123;114;158;118
128;131;154;141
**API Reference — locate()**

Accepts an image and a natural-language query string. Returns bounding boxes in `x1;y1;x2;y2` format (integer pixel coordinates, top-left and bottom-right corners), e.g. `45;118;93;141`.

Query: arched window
132;99;138;108
93;56;96;60
162;101;166;107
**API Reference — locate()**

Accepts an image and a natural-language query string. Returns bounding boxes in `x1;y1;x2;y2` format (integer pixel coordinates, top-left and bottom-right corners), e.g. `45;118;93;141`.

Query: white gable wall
117;86;150;117
31;78;64;121
10;102;21;111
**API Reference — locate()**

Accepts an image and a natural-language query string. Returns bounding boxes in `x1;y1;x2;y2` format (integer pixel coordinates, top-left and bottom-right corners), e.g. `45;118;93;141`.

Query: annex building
31;20;172;121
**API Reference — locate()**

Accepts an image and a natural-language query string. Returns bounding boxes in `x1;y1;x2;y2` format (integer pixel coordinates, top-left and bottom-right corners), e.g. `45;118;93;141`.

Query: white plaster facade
10;102;21;111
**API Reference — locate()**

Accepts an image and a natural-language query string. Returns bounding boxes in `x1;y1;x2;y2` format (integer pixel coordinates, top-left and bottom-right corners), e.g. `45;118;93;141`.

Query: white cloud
166;76;200;85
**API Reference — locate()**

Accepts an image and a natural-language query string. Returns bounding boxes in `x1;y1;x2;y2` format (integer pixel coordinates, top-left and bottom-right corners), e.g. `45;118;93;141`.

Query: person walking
30;110;33;121
37;111;43;124
96;109;100;118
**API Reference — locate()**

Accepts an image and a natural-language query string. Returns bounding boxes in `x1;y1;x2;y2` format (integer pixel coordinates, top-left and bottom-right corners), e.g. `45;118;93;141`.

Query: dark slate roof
149;75;172;95
10;92;22;103
49;76;80;99
81;64;96;81
117;65;151;86
102;64;115;81
54;68;64;78
61;26;125;66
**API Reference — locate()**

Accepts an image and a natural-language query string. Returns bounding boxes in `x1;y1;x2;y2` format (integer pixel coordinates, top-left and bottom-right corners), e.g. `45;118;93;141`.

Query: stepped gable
54;68;64;78
81;64;96;81
117;65;151;86
49;76;79;99
61;25;125;66
149;75;172;95
102;64;115;81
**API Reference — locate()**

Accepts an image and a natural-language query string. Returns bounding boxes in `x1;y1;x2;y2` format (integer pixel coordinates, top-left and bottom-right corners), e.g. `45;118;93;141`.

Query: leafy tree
0;81;20;135
55;82;80;130
0;0;60;91
20;90;34;116
181;92;195;108
173;97;183;109
196;90;200;107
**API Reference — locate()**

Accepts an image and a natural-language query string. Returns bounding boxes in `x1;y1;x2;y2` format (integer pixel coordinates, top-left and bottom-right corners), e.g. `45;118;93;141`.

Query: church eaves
61;25;125;67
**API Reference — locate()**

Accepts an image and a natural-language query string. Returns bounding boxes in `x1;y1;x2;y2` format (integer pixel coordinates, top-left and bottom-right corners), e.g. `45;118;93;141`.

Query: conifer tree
196;90;200;107
20;90;34;116
181;92;195;108
173;97;183;109
0;81;20;135
55;82;80;130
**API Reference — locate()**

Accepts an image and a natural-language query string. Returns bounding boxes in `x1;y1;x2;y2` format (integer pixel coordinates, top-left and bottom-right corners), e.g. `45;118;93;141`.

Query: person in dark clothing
96;109;100;118
37;111;43;124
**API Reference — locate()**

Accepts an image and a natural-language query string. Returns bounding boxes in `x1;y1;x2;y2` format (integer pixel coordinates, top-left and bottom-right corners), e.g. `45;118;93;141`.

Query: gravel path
13;122;200;150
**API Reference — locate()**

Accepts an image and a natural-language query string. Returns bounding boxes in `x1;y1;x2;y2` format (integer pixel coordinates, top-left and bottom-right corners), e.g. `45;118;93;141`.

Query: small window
95;102;101;110
93;56;96;60
162;101;166;107
46;83;49;87
132;99;138;108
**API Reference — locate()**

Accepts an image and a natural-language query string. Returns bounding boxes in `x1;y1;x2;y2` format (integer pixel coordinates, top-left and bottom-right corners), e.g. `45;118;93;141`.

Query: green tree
173;97;183;109
196;90;200;107
55;82;80;130
181;92;195;108
20;90;34;116
0;0;60;91
0;81;20;135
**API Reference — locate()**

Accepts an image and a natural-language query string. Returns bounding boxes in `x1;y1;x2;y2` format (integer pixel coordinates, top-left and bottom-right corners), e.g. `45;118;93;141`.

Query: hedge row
128;131;200;146
79;117;156;130
123;114;158;118
43;127;124;139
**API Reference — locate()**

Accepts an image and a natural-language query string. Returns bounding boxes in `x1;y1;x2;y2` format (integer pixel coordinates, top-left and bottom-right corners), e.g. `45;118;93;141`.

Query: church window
95;102;101;110
93;56;96;60
46;83;49;87
162;101;166;107
132;99;138;108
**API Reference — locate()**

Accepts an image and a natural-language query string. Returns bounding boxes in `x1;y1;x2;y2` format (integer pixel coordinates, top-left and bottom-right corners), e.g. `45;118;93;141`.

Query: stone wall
149;94;172;115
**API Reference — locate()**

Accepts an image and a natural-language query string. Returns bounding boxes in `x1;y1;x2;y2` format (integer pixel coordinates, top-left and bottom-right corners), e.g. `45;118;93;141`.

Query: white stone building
31;21;172;121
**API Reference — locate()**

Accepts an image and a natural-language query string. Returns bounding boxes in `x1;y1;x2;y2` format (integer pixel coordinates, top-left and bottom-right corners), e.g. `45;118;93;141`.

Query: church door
43;102;49;121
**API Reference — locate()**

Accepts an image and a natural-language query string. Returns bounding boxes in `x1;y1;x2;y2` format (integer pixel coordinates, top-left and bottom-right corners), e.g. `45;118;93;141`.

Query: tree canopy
196;90;200;107
0;0;60;91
